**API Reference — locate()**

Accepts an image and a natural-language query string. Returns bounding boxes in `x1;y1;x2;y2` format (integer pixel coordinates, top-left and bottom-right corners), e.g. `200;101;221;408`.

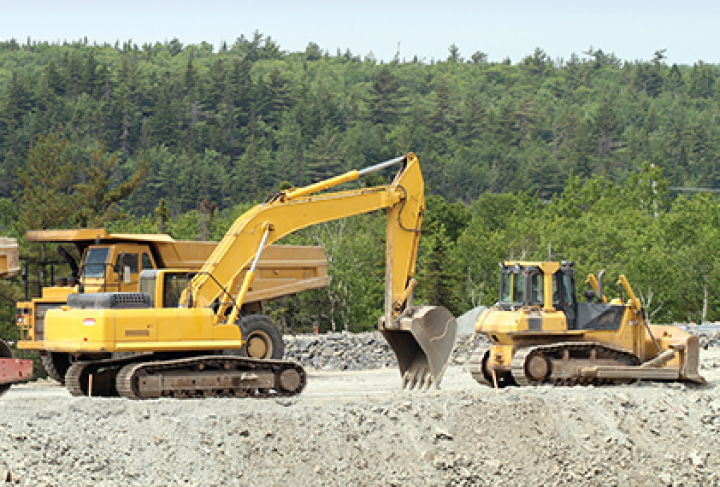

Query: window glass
141;253;154;270
115;253;139;274
529;273;544;305
82;248;109;278
563;273;575;306
163;273;188;308
500;273;524;305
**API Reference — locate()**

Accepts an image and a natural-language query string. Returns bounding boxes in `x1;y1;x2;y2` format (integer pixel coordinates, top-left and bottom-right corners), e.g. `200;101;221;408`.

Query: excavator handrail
183;153;425;327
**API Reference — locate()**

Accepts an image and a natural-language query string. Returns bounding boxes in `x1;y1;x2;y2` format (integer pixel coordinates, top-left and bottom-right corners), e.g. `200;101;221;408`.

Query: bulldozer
15;229;330;382
469;261;705;387
41;153;457;399
0;237;33;396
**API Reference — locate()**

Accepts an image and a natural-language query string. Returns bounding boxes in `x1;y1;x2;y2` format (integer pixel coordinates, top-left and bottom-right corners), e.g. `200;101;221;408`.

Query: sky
0;0;716;66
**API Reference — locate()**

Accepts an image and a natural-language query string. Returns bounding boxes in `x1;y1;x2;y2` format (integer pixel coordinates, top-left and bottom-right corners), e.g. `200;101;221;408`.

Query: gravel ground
1;330;719;486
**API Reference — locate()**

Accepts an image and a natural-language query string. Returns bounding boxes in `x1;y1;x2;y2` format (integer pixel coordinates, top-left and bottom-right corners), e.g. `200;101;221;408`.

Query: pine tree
16;131;77;231
72;144;147;228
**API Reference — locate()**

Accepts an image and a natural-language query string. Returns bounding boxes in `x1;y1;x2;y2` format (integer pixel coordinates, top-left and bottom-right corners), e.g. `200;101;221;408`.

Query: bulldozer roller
381;305;458;390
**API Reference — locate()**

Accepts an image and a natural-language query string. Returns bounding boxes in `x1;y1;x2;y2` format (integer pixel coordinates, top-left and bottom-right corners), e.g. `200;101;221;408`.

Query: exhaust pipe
380;305;458;390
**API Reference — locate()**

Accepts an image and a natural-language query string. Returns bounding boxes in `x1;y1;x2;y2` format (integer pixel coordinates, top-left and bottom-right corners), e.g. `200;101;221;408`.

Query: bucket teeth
403;365;433;391
423;373;433;391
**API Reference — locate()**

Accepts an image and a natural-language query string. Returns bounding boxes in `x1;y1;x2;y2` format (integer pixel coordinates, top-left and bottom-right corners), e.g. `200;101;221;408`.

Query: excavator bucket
381;305;458;390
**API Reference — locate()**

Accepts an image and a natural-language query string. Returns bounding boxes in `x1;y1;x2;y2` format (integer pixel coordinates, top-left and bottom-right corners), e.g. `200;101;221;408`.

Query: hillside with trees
1;34;720;333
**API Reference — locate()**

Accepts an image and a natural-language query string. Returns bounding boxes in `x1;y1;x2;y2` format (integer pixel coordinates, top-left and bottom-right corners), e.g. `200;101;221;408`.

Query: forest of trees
2;34;720;334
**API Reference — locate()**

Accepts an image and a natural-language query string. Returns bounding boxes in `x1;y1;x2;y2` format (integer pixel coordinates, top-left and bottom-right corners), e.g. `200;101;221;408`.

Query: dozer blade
581;335;706;385
677;335;706;384
381;305;457;390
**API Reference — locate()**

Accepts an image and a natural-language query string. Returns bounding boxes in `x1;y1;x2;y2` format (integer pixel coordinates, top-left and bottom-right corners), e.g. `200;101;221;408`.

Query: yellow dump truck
0;237;20;278
15;229;330;382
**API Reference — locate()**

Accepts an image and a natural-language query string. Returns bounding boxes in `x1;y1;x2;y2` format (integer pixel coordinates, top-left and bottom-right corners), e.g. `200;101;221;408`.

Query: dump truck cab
16;229;331;383
78;242;157;292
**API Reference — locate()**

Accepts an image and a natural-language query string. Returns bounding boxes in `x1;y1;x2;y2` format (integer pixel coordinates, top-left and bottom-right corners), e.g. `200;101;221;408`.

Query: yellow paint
39;154;430;362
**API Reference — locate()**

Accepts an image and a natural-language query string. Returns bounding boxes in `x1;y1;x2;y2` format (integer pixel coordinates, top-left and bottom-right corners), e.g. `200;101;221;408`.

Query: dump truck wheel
239;315;285;360
40;352;72;384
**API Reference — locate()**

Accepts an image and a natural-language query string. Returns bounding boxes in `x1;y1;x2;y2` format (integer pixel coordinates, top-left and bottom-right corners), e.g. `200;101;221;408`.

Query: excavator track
510;342;641;387
67;355;306;400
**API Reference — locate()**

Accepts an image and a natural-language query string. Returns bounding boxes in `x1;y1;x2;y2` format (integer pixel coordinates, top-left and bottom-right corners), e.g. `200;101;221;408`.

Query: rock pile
282;331;489;371
283;332;399;370
697;330;720;349
285;326;719;371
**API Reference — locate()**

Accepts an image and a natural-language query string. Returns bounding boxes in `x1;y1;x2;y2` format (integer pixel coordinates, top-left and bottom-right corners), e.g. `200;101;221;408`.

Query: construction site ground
0;346;718;486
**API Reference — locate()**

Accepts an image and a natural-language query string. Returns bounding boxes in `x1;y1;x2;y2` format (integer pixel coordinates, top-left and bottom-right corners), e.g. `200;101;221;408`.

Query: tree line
1;37;720;216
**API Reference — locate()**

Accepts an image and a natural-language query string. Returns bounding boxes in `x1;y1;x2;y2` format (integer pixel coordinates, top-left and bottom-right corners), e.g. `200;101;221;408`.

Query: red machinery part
0;358;33;385
0;340;34;396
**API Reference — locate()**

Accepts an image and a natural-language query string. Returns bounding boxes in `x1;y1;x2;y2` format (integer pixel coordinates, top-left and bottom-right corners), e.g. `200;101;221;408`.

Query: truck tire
40;352;72;384
239;315;285;360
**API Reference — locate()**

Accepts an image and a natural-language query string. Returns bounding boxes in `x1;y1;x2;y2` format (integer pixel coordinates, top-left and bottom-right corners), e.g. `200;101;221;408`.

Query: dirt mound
1;349;719;486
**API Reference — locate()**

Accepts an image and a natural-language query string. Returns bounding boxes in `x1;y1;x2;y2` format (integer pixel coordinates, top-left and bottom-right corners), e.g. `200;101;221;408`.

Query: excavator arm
182;153;457;389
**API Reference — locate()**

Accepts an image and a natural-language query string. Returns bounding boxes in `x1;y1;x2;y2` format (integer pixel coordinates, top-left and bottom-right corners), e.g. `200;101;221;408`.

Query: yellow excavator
42;153;457;399
469;261;704;387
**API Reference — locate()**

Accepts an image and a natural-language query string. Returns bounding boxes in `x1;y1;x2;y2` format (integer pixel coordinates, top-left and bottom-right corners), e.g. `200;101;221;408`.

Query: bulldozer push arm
182;153;457;389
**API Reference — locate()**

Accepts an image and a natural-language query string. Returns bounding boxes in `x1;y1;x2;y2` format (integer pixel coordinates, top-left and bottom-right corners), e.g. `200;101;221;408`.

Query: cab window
529;273;544;305
500;273;524;305
562;273;576;307
82;248;109;278
141;253;154;271
163;273;188;308
115;253;139;274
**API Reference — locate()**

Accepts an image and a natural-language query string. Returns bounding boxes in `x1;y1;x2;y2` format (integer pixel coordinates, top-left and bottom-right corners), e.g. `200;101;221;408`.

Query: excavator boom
183;152;457;389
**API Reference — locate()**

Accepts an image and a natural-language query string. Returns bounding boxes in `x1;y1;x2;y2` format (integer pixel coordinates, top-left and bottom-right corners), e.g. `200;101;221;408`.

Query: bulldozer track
468;349;491;386
511;342;640;387
67;355;307;400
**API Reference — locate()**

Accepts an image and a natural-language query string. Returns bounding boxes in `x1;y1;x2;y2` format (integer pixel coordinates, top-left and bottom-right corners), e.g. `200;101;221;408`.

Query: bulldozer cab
498;261;580;327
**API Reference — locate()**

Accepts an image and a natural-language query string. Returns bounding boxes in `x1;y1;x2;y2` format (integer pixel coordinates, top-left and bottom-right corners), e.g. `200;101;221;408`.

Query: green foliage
3;38;720;332
4;39;719;217
15;131;76;231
